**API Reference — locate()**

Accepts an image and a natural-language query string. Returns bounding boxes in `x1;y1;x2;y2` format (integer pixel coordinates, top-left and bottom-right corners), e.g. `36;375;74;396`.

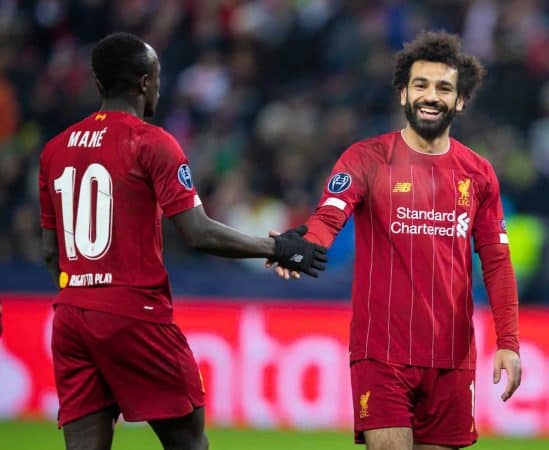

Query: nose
423;85;439;102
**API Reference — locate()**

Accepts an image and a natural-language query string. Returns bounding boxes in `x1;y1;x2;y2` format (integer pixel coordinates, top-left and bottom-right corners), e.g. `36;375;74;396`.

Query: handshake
269;225;328;278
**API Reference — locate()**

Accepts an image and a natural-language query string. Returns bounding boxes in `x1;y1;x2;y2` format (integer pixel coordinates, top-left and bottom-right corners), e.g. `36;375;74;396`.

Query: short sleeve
39;150;56;229
138;129;201;217
472;163;508;251
314;143;368;218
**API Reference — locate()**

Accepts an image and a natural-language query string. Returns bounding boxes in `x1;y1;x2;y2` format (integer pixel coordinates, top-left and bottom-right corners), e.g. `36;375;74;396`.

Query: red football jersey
39;111;201;323
314;131;509;369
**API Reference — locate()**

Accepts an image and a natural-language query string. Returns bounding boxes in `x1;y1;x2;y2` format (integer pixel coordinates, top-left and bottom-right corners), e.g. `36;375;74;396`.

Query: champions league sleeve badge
177;164;194;190
327;172;352;194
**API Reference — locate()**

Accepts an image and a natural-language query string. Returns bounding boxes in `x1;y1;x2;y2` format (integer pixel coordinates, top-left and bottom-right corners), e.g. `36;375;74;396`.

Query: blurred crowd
0;0;548;301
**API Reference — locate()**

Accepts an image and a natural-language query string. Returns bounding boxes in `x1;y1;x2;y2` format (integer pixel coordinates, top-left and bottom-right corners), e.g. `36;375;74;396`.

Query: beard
404;98;457;141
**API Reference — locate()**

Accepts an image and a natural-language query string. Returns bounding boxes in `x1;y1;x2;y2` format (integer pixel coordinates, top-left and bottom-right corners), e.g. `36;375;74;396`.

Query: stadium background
1;0;548;449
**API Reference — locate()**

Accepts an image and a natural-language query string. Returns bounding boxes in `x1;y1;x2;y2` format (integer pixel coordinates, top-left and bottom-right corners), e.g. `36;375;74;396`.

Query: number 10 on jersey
54;163;113;260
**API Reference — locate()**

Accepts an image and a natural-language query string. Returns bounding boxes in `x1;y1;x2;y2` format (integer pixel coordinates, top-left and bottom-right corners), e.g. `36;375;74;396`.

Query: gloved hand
272;225;328;277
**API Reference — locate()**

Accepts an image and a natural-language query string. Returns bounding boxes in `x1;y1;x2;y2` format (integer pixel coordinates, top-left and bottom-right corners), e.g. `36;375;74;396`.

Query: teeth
420;108;439;114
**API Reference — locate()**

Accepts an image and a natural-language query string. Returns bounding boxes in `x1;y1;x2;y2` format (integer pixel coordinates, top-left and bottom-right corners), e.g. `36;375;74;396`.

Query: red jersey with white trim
315;131;509;369
39;111;201;323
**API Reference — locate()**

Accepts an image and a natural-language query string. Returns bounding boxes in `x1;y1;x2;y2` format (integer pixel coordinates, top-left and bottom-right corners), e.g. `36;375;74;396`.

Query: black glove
272;225;328;277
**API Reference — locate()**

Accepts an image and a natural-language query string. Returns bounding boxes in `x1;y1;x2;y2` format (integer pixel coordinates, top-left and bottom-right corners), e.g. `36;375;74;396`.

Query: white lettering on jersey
390;221;456;237
68;272;112;287
68;128;108;148
78;131;90;146
396;206;455;222
68;131;81;147
391;208;470;239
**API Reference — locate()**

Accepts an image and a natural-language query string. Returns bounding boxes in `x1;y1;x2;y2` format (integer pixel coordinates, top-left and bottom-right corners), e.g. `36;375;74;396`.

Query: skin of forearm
191;219;276;259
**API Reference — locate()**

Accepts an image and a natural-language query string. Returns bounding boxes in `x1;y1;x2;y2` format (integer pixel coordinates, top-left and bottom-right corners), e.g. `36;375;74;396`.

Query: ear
138;73;149;95
400;87;407;106
456;96;464;112
93;74;106;96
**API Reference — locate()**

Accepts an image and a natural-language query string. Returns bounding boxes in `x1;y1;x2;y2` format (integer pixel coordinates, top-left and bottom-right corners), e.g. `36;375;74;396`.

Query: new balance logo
393;182;412;192
95;113;107;121
289;254;304;263
456;212;470;238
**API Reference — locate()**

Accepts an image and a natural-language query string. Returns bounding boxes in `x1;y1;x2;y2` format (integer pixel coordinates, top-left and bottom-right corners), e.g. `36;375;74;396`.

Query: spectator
0;0;547;302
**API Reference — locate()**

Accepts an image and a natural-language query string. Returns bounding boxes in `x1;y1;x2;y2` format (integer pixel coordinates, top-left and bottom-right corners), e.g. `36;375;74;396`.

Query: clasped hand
269;225;328;278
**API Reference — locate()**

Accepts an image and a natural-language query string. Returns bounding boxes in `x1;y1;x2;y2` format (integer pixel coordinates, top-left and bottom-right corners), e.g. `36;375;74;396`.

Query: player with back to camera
271;31;521;450
39;32;327;450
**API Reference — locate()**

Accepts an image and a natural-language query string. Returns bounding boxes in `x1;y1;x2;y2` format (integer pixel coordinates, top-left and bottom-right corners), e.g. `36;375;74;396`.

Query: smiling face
401;60;464;141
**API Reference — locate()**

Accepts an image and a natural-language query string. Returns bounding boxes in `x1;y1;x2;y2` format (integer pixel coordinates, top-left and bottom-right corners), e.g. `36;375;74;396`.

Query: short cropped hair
91;32;151;98
393;31;485;104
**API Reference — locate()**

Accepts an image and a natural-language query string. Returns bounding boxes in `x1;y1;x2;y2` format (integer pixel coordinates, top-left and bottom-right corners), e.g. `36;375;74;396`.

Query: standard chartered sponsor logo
395;207;456;222
456;212;470;238
390;207;469;238
390;221;456;236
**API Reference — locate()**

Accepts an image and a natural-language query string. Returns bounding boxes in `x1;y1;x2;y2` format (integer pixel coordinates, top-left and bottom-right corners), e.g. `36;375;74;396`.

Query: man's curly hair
393;31;485;105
